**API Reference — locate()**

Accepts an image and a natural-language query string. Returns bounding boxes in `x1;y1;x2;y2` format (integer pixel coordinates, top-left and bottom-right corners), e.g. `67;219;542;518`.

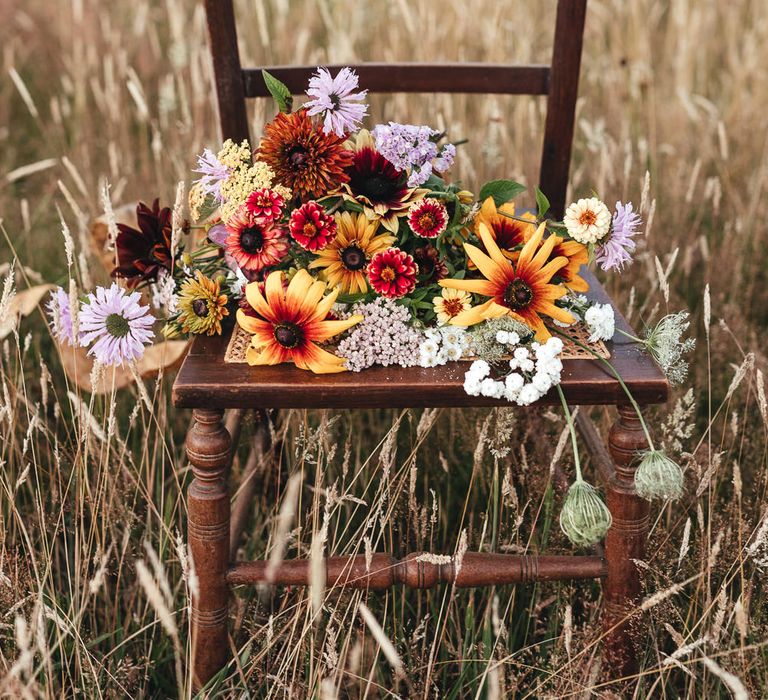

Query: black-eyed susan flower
236;269;362;374
177;271;229;336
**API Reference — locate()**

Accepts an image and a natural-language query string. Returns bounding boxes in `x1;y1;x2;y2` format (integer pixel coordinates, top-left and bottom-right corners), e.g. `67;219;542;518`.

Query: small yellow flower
433;287;472;325
219;161;282;223
188;182;205;222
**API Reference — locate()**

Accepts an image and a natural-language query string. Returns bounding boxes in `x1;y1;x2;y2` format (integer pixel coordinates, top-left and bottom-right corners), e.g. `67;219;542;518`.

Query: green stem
556;384;583;482
615;327;644;343
552;328;655;449
497;210;542;226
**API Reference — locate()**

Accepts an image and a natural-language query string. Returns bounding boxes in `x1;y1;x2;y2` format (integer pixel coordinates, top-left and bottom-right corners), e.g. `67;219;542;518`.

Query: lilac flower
79;284;155;366
595;201;642;272
47;286;75;345
193;148;230;203
371;122;455;187
304;67;368;137
335;297;422;371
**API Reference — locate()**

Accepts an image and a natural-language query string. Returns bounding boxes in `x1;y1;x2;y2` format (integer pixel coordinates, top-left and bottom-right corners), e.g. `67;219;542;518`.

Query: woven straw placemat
224;321;609;364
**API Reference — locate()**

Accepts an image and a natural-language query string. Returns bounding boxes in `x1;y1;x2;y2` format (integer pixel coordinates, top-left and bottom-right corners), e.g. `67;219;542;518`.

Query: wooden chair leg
186;408;232;690
602;405;650;682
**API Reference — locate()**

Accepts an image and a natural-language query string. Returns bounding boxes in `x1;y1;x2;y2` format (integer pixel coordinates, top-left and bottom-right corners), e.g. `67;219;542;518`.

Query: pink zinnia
246;188;285;221
78;284;154;366
407;198;449;238
367;247;418;299
288;201;337;252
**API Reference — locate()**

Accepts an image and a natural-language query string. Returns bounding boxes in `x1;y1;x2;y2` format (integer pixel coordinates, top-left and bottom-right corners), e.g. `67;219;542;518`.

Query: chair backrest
203;0;587;219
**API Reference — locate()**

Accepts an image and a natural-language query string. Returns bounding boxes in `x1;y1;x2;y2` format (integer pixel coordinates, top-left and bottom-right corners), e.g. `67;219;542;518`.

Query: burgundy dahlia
413;244;448;283
367;247;418;299
112;199;174;287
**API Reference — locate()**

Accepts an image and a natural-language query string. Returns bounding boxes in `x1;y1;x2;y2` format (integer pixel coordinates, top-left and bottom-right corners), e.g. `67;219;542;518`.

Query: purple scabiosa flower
371;122;455;187
47;286;75;345
207;221;229;246
193;148;230;203
595;201;642;271
304;67;368;137
79;284;155;366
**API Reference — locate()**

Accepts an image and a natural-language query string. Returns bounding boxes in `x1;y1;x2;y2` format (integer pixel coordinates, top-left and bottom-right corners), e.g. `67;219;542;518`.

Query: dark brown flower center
273;322;303;348
192;299;209;317
329;93;341;109
288;146;309;168
503;279;533;310
240;226;264;253
341;244;366;271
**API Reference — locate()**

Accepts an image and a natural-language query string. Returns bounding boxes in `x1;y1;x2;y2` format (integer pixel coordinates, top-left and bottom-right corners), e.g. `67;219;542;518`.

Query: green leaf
478;179;526;207
262;70;293;113
535;187;550;220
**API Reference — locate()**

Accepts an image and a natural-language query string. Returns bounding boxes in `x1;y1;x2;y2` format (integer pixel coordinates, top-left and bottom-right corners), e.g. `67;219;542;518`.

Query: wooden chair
175;0;669;689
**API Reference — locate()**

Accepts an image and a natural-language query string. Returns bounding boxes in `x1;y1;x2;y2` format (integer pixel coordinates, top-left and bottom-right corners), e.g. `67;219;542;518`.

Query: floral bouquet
46;67;695;546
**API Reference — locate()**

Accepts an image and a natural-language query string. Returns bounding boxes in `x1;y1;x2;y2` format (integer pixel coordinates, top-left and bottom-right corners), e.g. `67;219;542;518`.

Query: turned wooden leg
186;408;231;690
603;405;650;680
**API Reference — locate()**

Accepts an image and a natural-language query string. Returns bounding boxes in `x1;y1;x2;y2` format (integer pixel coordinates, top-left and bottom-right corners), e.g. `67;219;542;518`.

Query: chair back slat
204;0;588;218
243;63;550;97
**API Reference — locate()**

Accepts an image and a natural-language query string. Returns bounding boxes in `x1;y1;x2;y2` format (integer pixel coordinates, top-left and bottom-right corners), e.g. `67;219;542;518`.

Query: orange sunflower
473;197;537;261
236;270;362;374
525;229;590;292
258;109;353;202
308;211;395;294
440;222;575;340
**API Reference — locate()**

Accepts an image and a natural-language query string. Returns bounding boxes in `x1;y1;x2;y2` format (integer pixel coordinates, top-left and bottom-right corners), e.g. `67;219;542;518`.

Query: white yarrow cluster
149;269;178;315
418;327;469;367
563;197;611;244
463;337;564;406
584;302;615;342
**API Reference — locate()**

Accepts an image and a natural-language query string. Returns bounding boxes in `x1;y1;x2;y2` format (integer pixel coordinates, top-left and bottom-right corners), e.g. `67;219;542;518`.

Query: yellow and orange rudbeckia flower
236;269;362;373
524;228;590;293
473;197;537;262
440;222;575;340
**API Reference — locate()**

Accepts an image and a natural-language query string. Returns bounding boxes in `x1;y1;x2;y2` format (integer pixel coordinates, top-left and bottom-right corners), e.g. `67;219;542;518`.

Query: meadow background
1;0;767;697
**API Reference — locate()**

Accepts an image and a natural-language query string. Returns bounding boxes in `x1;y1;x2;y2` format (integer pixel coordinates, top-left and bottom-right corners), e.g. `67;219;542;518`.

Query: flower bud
559;480;612;547
634;450;684;500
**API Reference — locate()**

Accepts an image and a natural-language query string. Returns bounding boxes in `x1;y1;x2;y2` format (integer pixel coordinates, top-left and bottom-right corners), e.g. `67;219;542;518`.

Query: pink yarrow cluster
335;297;423;372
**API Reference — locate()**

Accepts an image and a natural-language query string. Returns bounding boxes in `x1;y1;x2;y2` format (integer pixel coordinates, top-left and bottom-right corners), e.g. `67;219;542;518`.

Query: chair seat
172;269;667;409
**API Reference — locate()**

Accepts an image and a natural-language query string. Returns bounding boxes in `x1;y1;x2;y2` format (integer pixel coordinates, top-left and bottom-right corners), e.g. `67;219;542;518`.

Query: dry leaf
0;284;55;339
89;201;138;275
58;339;188;394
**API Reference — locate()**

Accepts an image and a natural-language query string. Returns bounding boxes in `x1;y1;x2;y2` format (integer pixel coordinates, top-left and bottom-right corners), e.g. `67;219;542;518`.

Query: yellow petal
308;314;363;341
476;222;509;268
440;278;497;296
518;222;546;268
463;242;507;284
264;270;286;309
450;300;496;326
480;301;513;320
295;342;348;374
244;282;272;320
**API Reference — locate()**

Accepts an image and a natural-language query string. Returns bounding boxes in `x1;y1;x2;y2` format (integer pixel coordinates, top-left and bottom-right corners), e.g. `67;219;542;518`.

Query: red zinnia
225;205;290;273
246;188;285;221
289;201;337;252
367;247;418;299
407;198;449;238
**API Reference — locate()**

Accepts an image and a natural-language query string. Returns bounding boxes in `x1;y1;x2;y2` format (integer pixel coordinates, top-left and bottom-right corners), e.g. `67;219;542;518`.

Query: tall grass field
1;0;767;697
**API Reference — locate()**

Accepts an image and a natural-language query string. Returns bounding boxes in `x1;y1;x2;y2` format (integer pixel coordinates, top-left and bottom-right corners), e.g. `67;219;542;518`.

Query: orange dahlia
258;109;353;202
473;197;537;262
236;270;362;374
440;222;574;340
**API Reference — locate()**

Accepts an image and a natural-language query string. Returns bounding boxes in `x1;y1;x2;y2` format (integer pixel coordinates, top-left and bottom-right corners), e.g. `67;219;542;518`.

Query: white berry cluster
463;336;564;406
418;326;468;367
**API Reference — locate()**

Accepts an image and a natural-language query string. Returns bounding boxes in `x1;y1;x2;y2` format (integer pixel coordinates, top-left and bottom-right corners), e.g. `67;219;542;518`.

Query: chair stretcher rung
226;552;606;589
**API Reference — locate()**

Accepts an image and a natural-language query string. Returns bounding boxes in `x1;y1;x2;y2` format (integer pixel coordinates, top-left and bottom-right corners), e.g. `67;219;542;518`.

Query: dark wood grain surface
243;63;550;97
172;269;668;409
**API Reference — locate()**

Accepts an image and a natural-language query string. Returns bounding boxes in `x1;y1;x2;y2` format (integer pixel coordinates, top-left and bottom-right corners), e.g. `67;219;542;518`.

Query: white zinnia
563;197;611;244
584;302;615;342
